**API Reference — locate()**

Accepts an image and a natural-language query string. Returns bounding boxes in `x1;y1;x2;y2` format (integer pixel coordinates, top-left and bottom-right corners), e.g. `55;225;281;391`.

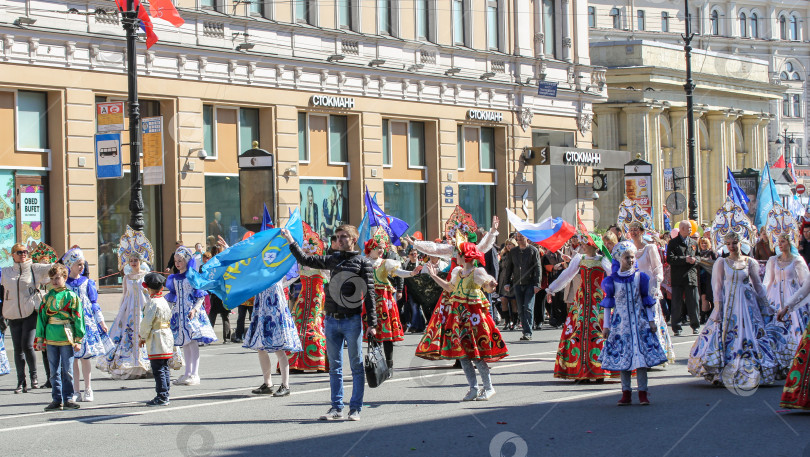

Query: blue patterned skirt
243;284;302;353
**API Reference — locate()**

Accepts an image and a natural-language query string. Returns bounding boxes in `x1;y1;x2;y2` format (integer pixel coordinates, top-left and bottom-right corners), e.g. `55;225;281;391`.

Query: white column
514;0;533;57
560;0;571;62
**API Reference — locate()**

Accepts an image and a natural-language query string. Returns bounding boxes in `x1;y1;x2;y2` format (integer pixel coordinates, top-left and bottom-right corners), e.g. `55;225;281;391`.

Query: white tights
257;350;290;387
72;358;92;392
183;341;200;377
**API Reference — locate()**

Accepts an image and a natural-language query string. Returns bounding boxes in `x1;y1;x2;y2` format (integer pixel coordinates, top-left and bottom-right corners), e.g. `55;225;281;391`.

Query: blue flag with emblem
754;163;780;229
364;186;409;246
187;209;304;309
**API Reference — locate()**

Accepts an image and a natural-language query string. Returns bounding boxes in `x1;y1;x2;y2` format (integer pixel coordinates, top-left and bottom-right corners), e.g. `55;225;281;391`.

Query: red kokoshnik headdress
458;242;486;266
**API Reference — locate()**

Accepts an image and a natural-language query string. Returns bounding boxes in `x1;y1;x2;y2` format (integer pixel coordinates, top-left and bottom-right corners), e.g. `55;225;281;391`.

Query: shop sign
20;192;42;222
467;109;503;122
95;132;124;179
142;116;165;186
562;150;601;167
310;95;355;109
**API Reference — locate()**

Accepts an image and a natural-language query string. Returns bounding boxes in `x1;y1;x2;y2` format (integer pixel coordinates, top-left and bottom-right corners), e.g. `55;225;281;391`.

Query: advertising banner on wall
624;158;653;216
142;116;165;185
299;179;348;241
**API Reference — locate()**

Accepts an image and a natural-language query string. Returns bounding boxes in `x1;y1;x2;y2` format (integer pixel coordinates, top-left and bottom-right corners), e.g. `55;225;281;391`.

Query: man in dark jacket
283;224;377;422
667;220;700;336
503;233;542;340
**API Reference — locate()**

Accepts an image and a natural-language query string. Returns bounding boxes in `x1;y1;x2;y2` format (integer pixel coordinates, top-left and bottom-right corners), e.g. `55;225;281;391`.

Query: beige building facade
0;0;606;282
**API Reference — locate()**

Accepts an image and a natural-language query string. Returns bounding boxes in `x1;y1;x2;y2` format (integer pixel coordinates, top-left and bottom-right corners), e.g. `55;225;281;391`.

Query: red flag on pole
146;0;185;27
576;212;597;247
114;0;159;49
773;154;787;168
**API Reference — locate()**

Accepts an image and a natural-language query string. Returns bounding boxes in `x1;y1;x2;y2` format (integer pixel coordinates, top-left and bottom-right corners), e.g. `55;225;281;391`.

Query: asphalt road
1;316;808;457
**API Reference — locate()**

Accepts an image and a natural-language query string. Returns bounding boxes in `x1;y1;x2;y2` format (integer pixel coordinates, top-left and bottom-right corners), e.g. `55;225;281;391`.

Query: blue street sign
95;133;123;179
537;81;558;98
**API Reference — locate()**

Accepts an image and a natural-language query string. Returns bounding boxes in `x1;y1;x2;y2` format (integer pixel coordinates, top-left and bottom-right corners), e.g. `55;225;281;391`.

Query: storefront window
300;179;348;240
97;175;163;286
384;181;426;237
0;171;48;268
0;171;15;267
205;175;246;248
459;184;494;228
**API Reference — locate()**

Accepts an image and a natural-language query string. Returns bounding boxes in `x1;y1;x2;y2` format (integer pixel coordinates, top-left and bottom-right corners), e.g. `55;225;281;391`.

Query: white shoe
70;393;79;403
83;389;94;402
173;375;190;386
185;375;200;386
462;387;479;402
475;388;496;401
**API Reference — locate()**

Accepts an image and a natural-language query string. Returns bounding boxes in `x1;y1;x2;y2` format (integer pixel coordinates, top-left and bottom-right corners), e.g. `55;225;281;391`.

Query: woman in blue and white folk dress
244;280;302;397
0;329;9;376
168;247;217;386
64;247;112;402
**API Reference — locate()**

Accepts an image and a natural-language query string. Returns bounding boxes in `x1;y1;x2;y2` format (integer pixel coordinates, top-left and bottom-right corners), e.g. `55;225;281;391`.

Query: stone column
560;0;572;62
740;115;759;170
622;104;653;159
705;111;733;218
757;117;771;168
648;106;665;229
274;105;301;224
669;107;688;173
594;106;620;150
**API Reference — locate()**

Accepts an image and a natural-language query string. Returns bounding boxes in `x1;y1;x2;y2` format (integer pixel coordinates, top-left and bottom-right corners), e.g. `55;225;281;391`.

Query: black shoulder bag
364;336;390;388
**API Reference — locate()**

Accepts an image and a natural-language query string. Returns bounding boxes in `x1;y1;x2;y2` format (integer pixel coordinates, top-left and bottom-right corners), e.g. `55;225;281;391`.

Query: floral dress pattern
243;282;302;352
635;244;675;365
68;276;114;359
168;271;217;346
687;257;777;387
97;272;151;378
763;255;810;373
364;259;405;342
0;332;9;375
416;267;508;362
287;267;328;371
599;270;667;371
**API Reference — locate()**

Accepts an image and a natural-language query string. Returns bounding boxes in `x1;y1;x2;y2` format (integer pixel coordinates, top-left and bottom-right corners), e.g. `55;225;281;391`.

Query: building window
300;179;348;240
249;0;263;16
329;115;348;163
459;184;494;230
637;10;645;31
739;13;747;37
378;0;392;35
750;12;758;38
238;108;259;154
205;175;246;248
543;0;556;57
452;0;465;45
487;1;499;50
298;112;308;161
295;0;310;24
338;0;352;29
794;95;802;118
203;105;216;160
384;182;426;237
382;119;391;166
790;15;799;41
610;7;621;29
710;10;719;35
480;127;495;171
200;0;219;11
409;121;425;167
457;125;465;169
780;15;787;40
17;90;49;151
661;12;669;32
588;7;596;28
416;0;429;40
784;93;791;117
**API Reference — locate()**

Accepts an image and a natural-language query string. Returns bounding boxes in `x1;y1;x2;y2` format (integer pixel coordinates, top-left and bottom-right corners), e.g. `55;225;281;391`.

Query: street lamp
682;0;698;221
775;128;796;163
121;0;144;232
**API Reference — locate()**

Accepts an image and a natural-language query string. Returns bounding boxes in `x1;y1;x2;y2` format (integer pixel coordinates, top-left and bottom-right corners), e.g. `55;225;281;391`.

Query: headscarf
61;247;85;274
458;242;486;266
175;246;193;261
610;240;637;276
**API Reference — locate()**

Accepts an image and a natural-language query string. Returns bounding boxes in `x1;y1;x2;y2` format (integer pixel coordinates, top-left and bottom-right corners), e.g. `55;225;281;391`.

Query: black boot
387;359;394;379
14;378;27;394
30;374;39;390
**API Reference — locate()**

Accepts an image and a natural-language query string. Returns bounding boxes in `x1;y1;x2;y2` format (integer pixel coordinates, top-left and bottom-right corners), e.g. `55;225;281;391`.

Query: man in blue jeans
502;233;542;341
283;224;377;421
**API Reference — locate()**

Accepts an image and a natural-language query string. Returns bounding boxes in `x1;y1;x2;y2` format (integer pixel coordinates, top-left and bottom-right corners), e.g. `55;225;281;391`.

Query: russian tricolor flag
506;208;576;253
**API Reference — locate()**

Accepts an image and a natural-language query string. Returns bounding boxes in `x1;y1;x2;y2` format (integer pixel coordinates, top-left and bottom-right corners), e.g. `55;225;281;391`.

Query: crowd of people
1;197;810;418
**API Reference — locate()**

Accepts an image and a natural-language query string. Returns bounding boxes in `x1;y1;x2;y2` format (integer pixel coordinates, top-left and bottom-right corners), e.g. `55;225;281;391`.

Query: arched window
782;62;802;81
739;13;747;37
794;73;802;81
781;72;790;80
780;15;788;40
610;7;621;29
750;12;758;37
790;15;799;40
710;10;719;35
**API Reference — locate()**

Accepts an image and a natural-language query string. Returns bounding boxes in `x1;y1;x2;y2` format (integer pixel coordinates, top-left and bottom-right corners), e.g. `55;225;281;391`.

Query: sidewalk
97;288;124;320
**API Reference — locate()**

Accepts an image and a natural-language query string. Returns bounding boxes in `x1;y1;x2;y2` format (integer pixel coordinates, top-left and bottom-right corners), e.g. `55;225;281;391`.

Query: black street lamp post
683;0;698;221
775;128;796;163
122;0;145;232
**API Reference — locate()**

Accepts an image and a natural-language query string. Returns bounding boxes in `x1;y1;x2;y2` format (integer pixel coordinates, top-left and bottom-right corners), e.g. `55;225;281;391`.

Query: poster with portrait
299;179;349;241
624;175;652;216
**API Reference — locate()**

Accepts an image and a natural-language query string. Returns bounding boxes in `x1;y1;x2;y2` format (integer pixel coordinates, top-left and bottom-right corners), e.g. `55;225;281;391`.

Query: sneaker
252;383;275;395
673;330;682;337
319;407;343;420
272;385;291;397
63;400;81;410
173;375;190;386
69;393;79;403
475;388;496;401
519;335;532;341
347;410;360;421
44;401;62;411
462;387;479;402
185;375;201;386
692;328;700;335
83;389;94;402
146;398;171;407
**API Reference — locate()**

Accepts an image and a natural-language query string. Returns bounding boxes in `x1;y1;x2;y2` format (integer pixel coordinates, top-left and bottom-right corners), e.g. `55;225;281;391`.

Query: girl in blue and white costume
168;246;217;386
600;241;667;406
244;279;302;397
0;327;9;376
63;247;112;402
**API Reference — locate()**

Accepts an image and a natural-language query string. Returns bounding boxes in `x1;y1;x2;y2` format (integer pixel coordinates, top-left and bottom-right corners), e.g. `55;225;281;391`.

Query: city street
1;299;807;457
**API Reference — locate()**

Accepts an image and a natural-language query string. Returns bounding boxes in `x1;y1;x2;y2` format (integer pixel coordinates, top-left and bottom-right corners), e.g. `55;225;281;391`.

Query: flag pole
123;0;145;232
